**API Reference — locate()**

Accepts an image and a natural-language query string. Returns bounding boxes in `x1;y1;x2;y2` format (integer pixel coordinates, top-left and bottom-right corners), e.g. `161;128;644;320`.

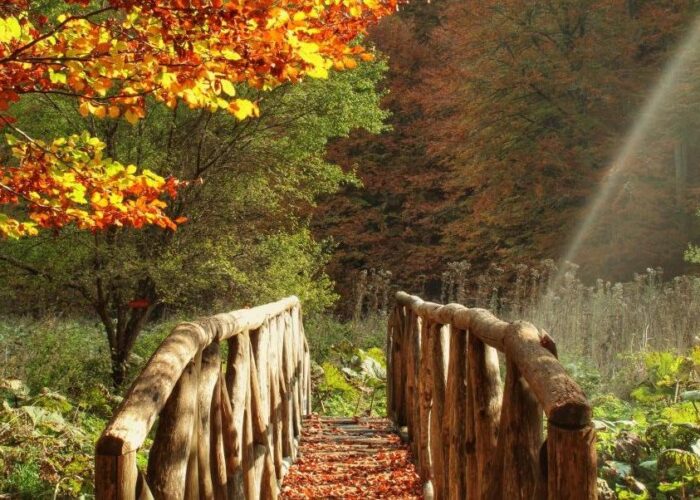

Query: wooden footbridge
95;293;597;499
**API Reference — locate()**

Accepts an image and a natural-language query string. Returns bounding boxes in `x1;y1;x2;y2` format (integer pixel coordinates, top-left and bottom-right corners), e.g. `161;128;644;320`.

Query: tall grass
441;260;700;387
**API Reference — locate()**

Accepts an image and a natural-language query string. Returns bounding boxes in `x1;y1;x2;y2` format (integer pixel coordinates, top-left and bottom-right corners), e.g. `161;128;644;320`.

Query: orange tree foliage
0;0;397;237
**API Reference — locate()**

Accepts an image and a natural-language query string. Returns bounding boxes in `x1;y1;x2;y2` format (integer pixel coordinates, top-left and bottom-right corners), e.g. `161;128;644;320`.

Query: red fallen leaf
282;416;422;499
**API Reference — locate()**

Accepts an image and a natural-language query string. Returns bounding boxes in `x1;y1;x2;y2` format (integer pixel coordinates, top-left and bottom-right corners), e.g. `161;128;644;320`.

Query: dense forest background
313;0;700;310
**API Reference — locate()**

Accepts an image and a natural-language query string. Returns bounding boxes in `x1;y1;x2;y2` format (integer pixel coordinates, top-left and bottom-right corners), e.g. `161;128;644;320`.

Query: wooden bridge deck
281;415;422;499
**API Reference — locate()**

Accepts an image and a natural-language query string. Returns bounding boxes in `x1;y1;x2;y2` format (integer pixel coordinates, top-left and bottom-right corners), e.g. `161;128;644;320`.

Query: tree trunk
99;288;157;388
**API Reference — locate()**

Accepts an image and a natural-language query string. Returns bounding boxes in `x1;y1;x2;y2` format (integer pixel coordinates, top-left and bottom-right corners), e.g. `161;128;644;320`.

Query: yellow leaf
6;17;21;39
222;49;242;61
221;79;236;96
108;106;120;119
0;17;21;43
124;108;141;125
229;99;257;120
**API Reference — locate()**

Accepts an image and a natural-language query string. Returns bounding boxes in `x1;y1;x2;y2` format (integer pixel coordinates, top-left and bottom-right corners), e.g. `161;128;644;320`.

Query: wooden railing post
389;292;596;500
547;424;597;500
445;328;468;500
95;451;140;500
145;352;201;499
417;317;433;486
429;323;449;499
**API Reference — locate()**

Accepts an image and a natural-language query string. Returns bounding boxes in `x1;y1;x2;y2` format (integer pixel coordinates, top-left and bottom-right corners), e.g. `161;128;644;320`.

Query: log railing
95;296;311;499
388;292;597;500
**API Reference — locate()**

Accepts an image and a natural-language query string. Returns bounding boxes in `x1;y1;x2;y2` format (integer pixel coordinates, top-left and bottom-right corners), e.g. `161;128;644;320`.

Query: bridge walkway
281;415;422;498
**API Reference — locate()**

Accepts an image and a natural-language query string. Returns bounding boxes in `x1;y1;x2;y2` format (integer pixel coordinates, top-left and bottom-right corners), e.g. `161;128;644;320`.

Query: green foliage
592;348;700;498
0;378;104;498
1;460;48;499
309;315;388;417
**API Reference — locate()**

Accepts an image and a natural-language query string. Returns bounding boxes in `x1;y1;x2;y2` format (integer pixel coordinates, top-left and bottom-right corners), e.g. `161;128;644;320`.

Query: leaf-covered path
281;415;423;499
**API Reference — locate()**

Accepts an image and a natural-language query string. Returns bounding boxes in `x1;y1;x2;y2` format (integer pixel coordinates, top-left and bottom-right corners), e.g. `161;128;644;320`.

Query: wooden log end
548;400;592;430
96;434;130;456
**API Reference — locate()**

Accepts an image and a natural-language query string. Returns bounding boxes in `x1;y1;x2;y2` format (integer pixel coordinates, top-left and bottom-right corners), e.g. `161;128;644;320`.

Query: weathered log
187;350;205;499
484;360;542;500
386;308;395;420
391;307;406;424
417;318;433;483
146;352;201;499
241;356;257;500
248;336;278;499
429;323;449;499
97;323;211;456
197;343;222;500
446;328;468;500
205;296;300;342
218;374;240;499
210;377;228;500
303;339;312;415
95;451;138;500
224;335;249;499
136;470;154;500
465;345;478;500
408;312;422;464
547;424;597;500
271;316;285;480
468;333;502;499
270;366;284;481
280;320;295;460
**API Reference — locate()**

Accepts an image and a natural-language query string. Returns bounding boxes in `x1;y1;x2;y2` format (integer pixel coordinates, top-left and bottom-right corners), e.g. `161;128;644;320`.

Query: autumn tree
0;0;396;237
0;0;396;385
312;2;452;309
0;58;390;386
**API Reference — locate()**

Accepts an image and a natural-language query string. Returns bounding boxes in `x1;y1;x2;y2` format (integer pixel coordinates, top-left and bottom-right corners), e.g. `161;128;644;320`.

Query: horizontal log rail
95;296;311;499
388;291;597;500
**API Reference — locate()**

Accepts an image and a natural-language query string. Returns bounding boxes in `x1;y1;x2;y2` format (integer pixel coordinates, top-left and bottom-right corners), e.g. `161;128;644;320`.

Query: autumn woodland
2;0;700;498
